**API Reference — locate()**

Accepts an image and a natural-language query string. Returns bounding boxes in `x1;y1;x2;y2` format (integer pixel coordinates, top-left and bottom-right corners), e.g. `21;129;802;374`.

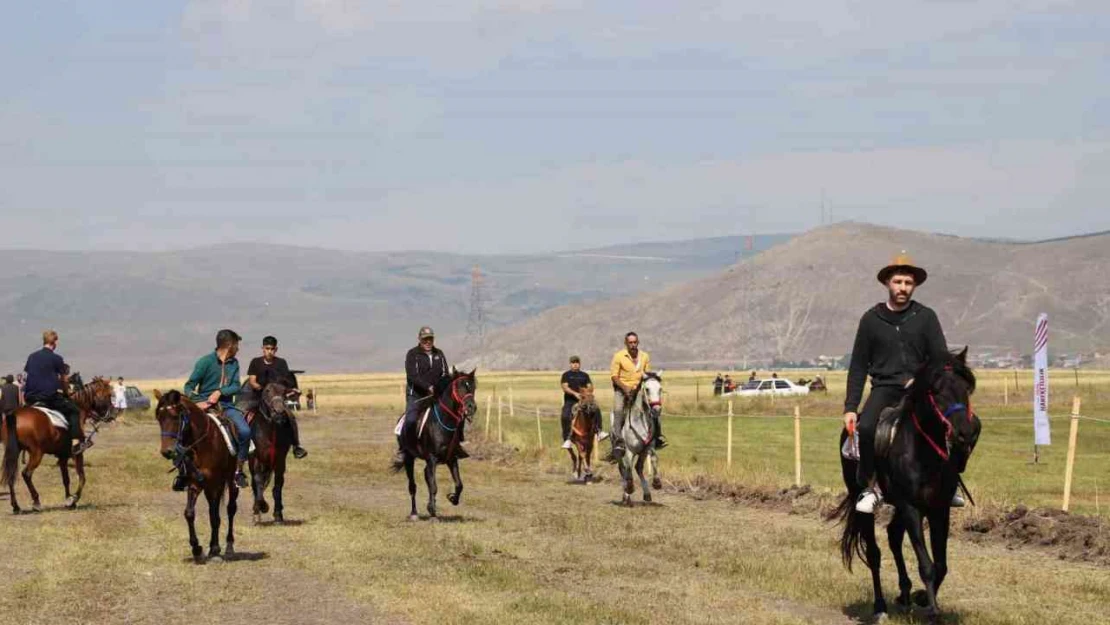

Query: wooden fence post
498;396;504;444
726;400;734;469
1003;377;1009;406
696;381;700;411
535;407;543;449
312;387;317;414
1062;397;1081;512
484;393;492;437
793;405;802;487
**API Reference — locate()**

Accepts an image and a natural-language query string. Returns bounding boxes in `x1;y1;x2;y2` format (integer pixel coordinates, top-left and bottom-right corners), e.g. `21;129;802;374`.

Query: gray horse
613;372;663;506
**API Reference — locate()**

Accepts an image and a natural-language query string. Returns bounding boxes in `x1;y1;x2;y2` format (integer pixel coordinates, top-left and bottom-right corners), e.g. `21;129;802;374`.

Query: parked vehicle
726;378;810;398
125;386;151;411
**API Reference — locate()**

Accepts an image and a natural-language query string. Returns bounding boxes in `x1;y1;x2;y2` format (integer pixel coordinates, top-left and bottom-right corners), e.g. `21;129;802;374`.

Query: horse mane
160;389;184;405
912;350;976;401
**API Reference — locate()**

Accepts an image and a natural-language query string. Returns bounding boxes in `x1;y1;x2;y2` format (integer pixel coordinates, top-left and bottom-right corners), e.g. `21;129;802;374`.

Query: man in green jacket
180;329;251;490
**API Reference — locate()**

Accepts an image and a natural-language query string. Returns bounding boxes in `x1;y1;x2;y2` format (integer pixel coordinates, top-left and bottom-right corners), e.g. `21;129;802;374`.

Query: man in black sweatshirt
394;327;451;463
843;253;962;514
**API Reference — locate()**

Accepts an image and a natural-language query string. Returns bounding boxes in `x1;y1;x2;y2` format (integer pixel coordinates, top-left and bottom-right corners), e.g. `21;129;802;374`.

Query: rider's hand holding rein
843;411;858;432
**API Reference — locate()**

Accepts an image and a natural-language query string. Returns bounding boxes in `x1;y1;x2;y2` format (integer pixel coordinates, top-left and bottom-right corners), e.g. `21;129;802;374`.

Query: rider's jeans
855;385;906;489
611;390;629;440
222;404;251;462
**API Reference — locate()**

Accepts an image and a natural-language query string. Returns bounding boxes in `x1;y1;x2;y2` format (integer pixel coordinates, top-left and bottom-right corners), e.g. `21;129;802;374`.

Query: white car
727;378;810;397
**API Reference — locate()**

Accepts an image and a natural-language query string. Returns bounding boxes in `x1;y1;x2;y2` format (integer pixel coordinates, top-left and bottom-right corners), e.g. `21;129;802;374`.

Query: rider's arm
183;359;206;402
219;361;242;398
610;353;625;392
248;375;262;391
844;314;872;414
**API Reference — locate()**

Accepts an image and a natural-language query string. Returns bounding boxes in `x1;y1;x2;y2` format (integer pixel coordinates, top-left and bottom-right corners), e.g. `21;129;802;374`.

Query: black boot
172;473;189;492
289;415;307;459
652;414;668;449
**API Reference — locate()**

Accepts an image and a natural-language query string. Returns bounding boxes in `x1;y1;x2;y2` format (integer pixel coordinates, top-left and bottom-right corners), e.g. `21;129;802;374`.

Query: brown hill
466;223;1110;370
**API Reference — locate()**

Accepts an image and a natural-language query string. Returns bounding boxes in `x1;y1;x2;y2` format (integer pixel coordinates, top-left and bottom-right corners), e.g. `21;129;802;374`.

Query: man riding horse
609;331;666;457
22;330;86;456
560;355;602;450
180;329;251;490
241;335;307;459
394;326;452;464
844;252;965;513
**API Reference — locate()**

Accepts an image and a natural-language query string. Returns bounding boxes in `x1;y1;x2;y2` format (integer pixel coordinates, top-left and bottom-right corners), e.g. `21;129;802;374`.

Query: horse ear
956;346;969;364
468;368;477;377
153;389;163;401
451;366;458;375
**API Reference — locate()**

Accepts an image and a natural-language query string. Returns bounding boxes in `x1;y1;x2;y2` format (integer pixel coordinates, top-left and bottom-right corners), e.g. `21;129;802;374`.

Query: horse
613;371;664;506
567;387;602;483
1;375;116;513
248;382;296;523
154;389;241;562
834;348;981;621
390;369;477;521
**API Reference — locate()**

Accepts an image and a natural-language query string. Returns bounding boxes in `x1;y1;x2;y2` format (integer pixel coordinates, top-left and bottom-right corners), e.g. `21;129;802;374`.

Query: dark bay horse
249;382;296;523
2;376;115;513
391;369;477;521
154;390;240;562
835;349;981;621
567;387;601;483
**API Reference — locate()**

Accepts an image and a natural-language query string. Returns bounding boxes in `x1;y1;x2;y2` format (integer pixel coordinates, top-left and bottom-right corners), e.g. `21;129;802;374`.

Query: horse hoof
64;497;78;510
643;492;653;503
874;613;889;623
192;545;203;558
447;493;460;506
273;513;284;524
652;478;663;490
912;590;930;608
225;545;235;557
428;515;440;523
622;495;633;507
258;500;270;514
31;503;42;513
407;514;420;522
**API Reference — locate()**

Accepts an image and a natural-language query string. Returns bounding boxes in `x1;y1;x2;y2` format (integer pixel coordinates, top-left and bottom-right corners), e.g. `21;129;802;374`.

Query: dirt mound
963;505;1110;565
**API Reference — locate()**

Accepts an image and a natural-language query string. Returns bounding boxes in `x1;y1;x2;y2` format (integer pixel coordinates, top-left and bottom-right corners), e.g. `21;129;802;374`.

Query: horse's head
642;371;663;417
84;376;118;423
153;389;192;460
259;381;293;425
443;368;478;421
911;347;981;467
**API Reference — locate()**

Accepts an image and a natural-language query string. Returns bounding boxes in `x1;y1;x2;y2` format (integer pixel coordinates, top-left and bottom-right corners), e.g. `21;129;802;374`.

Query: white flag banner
1033;313;1051;445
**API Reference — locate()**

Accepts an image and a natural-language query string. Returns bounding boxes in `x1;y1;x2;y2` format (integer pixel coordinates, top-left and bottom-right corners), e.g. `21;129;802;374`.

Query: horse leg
185;487;203;561
887;515;913;608
206;488;222;559
635;453;651;502
861;511;887;617
272;451;287;523
58;456;72;501
225;482;239;557
899;504;940;618
404;455;418;521
69;453;86;508
620;457;634;507
568;446;578;481
650;448;662;490
928;507;951;598
424;458;439;519
21;449;43;512
446;458;463;506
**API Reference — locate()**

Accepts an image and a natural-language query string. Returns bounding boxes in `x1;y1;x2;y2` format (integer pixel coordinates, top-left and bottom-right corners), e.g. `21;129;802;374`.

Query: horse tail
833;428;866;571
2;411;19;489
389;456;405;474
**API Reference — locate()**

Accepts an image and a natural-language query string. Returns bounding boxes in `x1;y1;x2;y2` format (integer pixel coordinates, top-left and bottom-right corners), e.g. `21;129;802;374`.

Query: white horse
614;372;663;506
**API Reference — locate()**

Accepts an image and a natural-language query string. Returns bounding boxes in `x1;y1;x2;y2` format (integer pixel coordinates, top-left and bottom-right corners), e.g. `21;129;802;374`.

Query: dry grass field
2;370;1107;624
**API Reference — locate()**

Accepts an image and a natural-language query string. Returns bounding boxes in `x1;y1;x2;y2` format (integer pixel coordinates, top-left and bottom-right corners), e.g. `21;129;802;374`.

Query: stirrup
293;446;308;459
951;492;966;508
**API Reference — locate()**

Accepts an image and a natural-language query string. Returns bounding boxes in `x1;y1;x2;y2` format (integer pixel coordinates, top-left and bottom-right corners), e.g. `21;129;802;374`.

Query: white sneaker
951;492;966;508
855;489;883;514
561;440;573;450
597;432;610;441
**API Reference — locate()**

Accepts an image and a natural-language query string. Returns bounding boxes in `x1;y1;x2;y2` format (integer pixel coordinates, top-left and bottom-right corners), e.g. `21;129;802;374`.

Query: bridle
158;402;210;452
911;379;974;462
433;376;475;432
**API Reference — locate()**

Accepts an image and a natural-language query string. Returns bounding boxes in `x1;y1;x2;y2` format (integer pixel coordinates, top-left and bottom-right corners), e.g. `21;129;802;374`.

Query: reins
910;392;972;463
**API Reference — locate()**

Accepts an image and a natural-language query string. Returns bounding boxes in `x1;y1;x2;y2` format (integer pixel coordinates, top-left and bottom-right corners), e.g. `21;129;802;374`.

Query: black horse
249;382;296;524
391;369;477;521
835;348;981;621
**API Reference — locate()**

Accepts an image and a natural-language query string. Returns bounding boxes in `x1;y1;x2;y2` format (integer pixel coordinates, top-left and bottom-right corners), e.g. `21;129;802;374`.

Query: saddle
206;410;240;456
31;405;70;430
874;400;905;460
394;407;432;439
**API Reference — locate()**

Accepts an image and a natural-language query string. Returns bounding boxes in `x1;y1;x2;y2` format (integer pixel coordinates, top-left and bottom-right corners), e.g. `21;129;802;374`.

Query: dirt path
1;415;1107;625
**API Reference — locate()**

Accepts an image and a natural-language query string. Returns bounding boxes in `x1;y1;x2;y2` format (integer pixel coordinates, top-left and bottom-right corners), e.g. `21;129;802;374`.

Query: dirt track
1;413;1107;625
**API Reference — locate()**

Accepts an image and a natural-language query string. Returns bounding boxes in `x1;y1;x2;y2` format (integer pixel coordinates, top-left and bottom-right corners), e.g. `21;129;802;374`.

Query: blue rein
432;403;457;432
943;403;967;418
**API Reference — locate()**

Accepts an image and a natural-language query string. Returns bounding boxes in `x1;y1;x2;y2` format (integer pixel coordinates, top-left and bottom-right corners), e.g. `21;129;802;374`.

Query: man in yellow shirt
609;331;667;454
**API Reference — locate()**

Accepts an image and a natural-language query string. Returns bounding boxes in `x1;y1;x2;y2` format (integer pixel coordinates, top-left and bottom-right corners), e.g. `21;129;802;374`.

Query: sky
1;1;1108;253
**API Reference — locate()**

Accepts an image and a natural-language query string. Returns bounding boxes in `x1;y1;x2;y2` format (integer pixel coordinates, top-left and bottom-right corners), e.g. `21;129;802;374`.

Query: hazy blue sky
2;1;1107;252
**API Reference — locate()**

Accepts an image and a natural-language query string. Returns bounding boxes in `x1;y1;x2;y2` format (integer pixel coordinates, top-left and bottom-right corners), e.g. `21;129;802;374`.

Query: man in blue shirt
181;329;251;490
23;330;86;455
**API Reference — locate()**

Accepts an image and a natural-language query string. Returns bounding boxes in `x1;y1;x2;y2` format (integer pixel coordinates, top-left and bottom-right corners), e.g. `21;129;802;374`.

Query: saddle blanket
34;406;69;430
206;412;238;456
394;409;431;438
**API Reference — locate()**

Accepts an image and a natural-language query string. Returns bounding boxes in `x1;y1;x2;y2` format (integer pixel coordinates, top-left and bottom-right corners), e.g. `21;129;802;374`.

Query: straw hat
877;251;928;285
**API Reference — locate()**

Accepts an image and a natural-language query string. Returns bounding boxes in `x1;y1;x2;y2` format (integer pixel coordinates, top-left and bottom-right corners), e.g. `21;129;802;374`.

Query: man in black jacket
242;336;307;459
843;253;963;514
23;330;86;455
394;327;450;463
1;374;21;418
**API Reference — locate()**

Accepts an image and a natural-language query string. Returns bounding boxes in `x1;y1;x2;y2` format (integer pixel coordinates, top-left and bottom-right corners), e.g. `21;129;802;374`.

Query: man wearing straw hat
843;252;963;514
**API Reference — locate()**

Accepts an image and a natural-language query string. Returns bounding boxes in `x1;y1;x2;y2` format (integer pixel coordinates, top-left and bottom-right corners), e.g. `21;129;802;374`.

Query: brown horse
1;376;115;513
567;388;601;483
248;382;296;524
154;389;240;562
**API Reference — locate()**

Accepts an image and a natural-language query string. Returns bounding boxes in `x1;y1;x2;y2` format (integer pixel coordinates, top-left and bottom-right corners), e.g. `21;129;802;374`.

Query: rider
244;335;307;459
609;331;667;455
844;252;963;514
22;330;86;455
394;326;450;463
184;329;251;489
1;375;21;419
559;356;603;450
